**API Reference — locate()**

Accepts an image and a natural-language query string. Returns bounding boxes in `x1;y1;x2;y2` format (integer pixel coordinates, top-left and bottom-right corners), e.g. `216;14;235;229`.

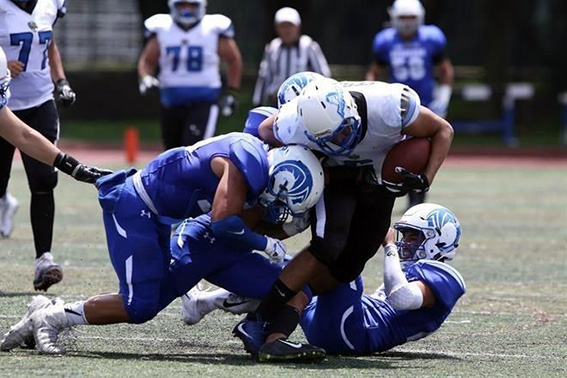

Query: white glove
282;213;311;237
428;84;452;118
139;75;159;95
263;236;287;264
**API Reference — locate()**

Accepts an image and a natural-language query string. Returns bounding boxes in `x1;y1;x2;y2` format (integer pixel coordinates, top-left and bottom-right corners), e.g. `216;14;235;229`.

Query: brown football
382;138;431;183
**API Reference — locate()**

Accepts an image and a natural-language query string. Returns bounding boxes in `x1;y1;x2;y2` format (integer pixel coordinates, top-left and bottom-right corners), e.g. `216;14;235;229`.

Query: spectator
253;7;331;107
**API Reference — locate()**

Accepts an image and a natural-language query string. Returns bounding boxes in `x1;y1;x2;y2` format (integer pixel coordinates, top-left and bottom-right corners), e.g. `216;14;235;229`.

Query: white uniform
274;81;421;183
145;13;234;106
0;0;66;111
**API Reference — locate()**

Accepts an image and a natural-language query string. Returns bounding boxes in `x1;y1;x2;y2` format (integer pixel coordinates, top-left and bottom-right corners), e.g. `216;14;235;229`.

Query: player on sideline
179;203;465;358
233;77;454;361
366;0;454;207
0;0;78;291
0;133;324;355
138;0;242;149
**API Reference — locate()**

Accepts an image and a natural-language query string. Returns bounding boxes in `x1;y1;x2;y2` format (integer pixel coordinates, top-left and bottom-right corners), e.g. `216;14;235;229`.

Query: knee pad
308;237;343;267
126;300;160;324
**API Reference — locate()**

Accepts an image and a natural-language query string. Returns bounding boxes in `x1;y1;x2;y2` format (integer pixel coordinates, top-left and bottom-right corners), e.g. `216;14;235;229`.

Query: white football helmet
259;145;324;224
243;106;278;137
389;0;425;37
169;0;206;27
394;203;461;264
277;71;326;108
297;79;362;156
0;47;11;109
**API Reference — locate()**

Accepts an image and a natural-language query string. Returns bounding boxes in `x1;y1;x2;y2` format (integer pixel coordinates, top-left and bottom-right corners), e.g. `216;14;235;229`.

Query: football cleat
0;295;52;351
181;287;257;325
31;301;70;355
181;287;213;326
232;314;268;358
257;338;327;363
0;192;19;238
33;252;63;291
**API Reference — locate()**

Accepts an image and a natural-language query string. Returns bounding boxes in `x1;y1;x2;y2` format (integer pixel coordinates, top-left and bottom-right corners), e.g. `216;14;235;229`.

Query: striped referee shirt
253;35;331;106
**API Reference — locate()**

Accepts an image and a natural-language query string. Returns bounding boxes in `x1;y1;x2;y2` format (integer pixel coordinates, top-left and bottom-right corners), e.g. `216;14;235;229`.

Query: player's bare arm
48;39;65;82
437;58;454;85
218;37;242;91
402;106;454;183
258;115;284;147
137;36;159;79
210;157;248;221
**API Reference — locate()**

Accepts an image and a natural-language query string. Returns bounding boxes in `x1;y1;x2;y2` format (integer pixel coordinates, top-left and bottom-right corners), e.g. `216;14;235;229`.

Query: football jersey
0;0;66;110
145;13;234;107
372;25;447;106
134;133;269;222
301;260;465;354
274;81;421;183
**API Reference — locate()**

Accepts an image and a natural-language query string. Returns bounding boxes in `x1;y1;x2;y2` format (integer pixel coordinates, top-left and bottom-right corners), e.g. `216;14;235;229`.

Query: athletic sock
30;192;55;258
256;279;297;320
265;304;301;337
63;301;89;326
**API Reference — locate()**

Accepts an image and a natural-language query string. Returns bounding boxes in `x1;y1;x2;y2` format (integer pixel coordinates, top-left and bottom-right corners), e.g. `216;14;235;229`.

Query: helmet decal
271;160;313;206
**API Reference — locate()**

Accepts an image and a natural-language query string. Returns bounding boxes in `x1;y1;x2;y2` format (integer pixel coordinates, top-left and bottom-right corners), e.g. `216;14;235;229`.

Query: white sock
63;301;89;326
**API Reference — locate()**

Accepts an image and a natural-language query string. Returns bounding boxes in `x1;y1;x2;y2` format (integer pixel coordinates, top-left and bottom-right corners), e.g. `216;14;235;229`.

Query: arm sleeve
383;244;424;310
211;215;267;251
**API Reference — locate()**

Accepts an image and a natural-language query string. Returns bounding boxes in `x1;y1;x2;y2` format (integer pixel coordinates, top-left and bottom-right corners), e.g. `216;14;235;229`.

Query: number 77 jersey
0;0;66;111
145;13;234;107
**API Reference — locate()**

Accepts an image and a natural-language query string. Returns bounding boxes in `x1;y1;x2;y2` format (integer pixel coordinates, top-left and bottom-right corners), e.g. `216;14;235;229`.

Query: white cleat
31;301;69;355
1;296;52;351
0;193;19;238
34;252;63;292
181;287;258;325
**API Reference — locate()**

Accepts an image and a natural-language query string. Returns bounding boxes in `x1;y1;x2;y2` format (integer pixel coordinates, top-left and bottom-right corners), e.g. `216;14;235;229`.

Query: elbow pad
211;215;267;251
388;283;424;310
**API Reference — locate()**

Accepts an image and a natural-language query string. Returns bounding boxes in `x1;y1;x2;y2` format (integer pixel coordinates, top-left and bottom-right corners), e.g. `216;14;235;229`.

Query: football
382;137;431;183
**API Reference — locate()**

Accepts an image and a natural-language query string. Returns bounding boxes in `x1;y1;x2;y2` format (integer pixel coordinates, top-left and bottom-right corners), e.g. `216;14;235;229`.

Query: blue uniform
372;25;447;106
300;260;465;354
96;133;269;323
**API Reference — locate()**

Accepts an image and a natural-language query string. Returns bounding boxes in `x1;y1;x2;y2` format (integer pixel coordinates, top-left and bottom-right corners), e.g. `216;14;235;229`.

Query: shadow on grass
0;291;40;298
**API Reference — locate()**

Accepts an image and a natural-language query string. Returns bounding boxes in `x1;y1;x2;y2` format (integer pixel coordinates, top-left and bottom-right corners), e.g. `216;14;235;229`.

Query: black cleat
257;338;326;363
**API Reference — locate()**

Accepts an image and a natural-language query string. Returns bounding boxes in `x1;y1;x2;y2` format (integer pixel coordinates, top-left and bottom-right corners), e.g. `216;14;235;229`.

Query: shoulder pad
421;25;447;45
144;14;172;35
375;28;396;45
229;135;270;200
400;85;421;127
205;14;234;38
409;260;466;309
376;83;420;128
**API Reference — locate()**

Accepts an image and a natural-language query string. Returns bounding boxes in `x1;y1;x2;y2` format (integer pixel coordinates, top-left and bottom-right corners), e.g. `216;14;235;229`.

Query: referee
253;7;331;107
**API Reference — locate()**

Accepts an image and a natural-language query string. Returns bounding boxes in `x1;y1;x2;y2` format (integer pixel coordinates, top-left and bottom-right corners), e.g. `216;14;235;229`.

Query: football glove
54;153;113;184
382;167;430;196
218;88;238;117
428;84;452;118
264;236;287;264
139;75;159;95
55;79;76;107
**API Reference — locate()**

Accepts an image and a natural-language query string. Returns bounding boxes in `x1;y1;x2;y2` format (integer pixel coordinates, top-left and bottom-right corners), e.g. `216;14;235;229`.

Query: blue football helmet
243;106;278;137
394;203;462;264
277;71;326;109
169;0;206;27
259;146;324;224
297;79;362;157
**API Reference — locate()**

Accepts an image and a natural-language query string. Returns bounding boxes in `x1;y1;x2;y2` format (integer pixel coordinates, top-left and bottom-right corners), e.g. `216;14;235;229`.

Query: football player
233;77;453;361
0;0;81;291
180;203;465;357
366;0;454;207
0;133;324;355
138;0;242;150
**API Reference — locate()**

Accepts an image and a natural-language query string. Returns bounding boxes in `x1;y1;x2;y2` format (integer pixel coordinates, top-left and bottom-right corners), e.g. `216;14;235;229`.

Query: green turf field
1;159;566;377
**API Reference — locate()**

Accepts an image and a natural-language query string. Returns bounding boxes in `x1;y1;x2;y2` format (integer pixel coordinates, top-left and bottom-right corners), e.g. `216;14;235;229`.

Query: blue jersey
301;260;465;354
137;133;269;221
372;25;447;106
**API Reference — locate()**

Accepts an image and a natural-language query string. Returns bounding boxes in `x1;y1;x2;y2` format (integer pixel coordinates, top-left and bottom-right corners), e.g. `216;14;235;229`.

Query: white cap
274;7;301;26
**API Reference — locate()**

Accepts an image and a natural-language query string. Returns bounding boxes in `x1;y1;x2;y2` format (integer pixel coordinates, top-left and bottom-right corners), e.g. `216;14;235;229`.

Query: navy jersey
372;25;447;106
136;133;269;221
301;260;465;354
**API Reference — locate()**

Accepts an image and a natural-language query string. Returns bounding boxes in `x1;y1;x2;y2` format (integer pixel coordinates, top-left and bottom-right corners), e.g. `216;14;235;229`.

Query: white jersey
145;14;233;91
0;0;66;111
274;81;421;182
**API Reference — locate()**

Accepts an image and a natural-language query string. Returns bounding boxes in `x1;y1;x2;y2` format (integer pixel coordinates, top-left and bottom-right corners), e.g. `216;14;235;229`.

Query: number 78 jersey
0;0;65;111
145;14;234;106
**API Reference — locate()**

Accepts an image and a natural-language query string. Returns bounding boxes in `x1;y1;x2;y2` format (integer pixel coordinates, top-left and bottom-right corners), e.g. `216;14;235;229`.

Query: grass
1;158;566;377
